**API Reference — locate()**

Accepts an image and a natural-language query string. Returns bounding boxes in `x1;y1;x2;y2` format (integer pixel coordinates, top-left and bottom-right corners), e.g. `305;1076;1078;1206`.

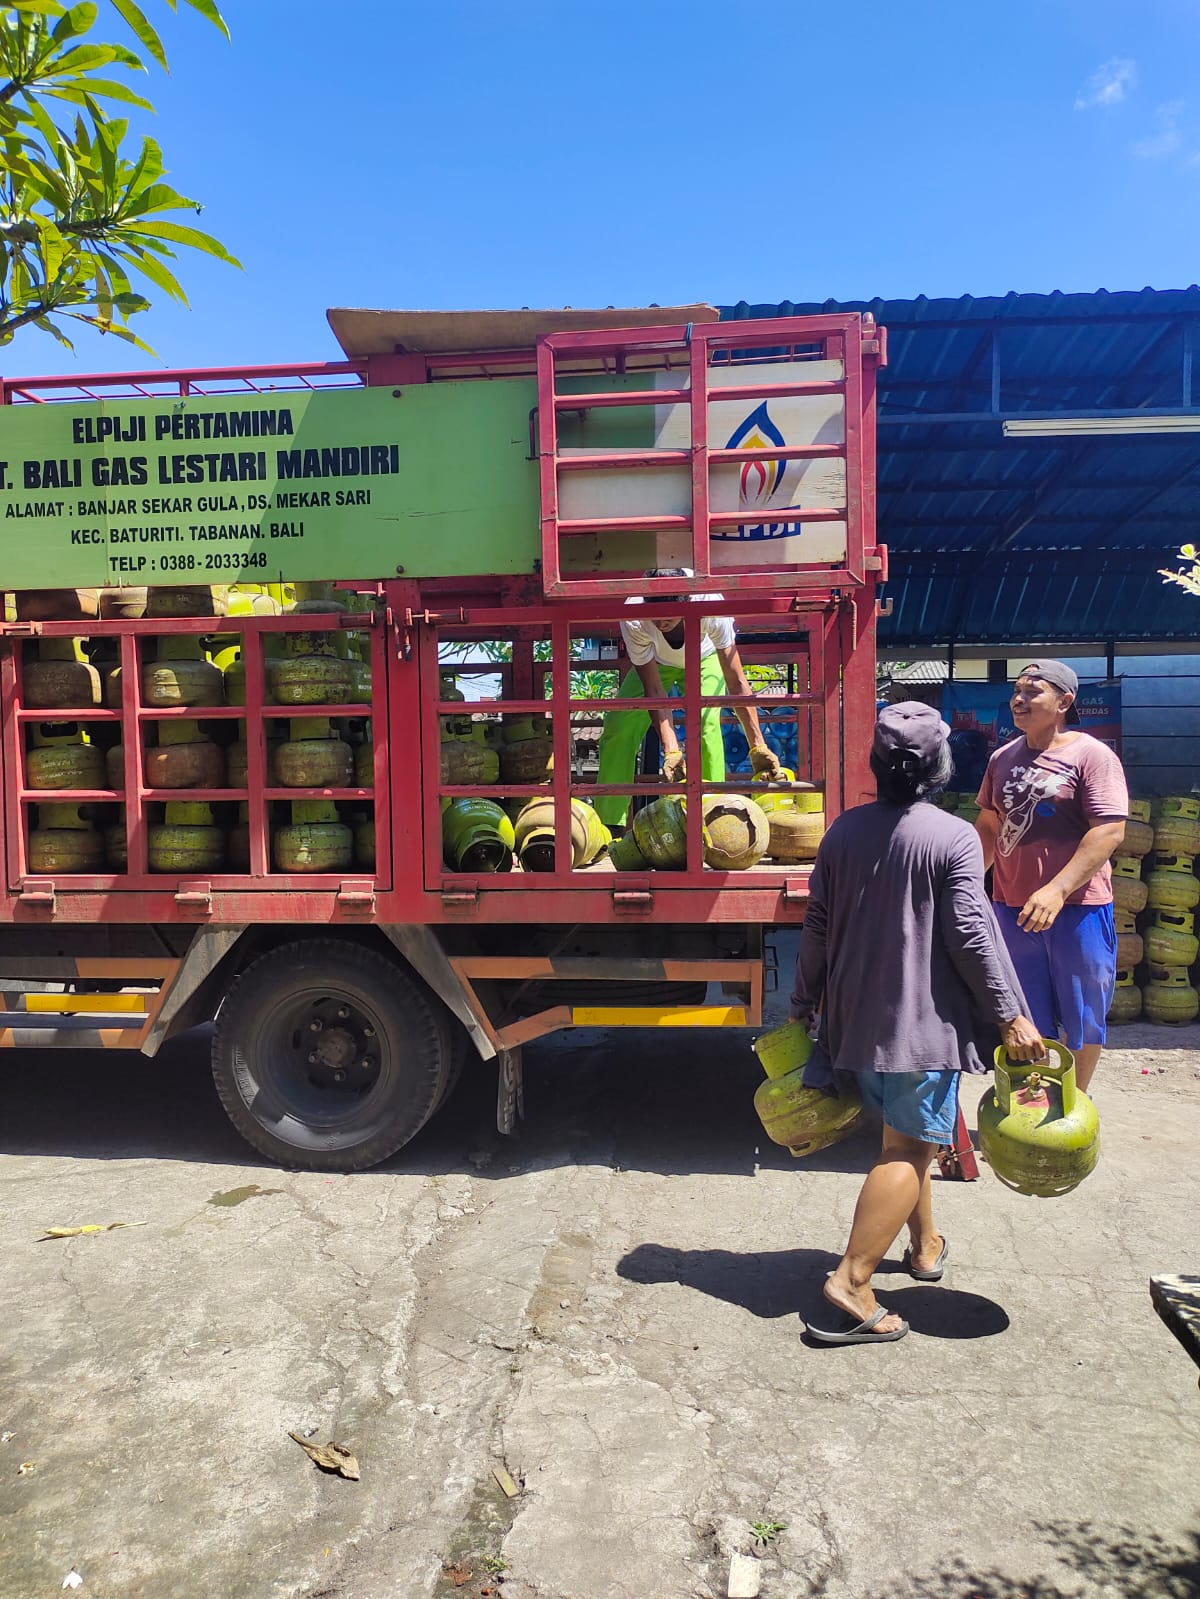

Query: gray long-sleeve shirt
790;800;1025;1076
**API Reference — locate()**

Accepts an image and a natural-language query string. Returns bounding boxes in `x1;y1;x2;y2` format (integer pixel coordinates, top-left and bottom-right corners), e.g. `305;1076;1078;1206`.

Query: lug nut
332;1069;347;1083
309;1018;323;1032
307;1051;318;1064
336;1006;350;1020
363;1025;375;1039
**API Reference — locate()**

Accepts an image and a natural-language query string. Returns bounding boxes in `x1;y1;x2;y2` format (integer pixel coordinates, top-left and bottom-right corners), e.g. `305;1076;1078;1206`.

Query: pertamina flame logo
726;401;787;507
720;401;794;541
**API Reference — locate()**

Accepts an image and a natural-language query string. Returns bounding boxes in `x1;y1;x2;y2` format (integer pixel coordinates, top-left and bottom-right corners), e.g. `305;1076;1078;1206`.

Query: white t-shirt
619;604;736;669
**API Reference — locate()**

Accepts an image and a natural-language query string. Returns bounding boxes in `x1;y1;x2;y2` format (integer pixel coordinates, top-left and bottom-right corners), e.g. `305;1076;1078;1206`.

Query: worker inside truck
593;568;782;831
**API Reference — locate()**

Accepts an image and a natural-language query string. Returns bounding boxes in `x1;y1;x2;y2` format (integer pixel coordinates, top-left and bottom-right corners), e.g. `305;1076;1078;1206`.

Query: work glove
749;743;782;780
662;750;687;784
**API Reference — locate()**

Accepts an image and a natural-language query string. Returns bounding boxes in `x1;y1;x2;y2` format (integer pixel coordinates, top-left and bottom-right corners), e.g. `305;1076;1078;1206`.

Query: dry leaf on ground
40;1224;129;1240
287;1432;360;1480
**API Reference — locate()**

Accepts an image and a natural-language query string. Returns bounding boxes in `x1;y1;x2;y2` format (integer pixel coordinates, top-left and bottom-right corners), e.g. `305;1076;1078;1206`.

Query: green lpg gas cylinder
751;1020;863;1158
1115;818;1155;860
512;796;610;871
1146;853;1200;912
607;830;648;870
1144;965;1200;1025
1111;856;1149;916
631;795;688;869
442;798;515;873
440;735;500;786
438;671;472;737
1107;970;1142;1024
1152;797;1200;859
701;794;770;870
1114;910;1143;970
1144;910;1199;968
748;766;798;814
978;1042;1099;1197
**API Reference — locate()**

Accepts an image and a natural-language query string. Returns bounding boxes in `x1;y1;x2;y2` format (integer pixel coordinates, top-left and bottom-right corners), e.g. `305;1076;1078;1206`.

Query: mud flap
496;1046;524;1135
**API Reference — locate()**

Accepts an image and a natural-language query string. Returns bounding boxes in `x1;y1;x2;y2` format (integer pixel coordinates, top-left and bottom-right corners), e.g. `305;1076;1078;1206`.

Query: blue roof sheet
720;290;1200;646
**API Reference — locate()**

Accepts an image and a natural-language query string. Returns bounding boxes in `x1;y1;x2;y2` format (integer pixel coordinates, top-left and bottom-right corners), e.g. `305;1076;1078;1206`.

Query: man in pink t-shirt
976;660;1128;1092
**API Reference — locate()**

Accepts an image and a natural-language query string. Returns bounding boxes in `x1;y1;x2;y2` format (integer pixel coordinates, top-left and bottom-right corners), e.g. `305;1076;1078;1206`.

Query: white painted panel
557;360;851;570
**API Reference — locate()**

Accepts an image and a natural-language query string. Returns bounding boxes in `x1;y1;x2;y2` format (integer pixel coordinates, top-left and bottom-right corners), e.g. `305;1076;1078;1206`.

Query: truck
0;305;887;1169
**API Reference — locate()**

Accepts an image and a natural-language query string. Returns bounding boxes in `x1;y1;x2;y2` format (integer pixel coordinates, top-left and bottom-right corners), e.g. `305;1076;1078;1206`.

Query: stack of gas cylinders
8;581;375;876
438;690;826;875
1108;795;1200;1026
438;704;614;874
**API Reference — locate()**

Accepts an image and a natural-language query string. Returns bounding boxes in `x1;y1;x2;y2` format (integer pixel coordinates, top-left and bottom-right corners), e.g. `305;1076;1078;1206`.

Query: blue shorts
856;1070;960;1144
993;902;1116;1051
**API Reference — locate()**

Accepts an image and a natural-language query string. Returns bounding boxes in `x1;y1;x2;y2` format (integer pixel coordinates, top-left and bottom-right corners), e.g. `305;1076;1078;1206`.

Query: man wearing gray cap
976;661;1128;1093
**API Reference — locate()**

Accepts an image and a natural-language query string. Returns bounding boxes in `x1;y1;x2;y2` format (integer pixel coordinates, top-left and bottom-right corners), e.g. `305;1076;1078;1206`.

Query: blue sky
11;0;1200;376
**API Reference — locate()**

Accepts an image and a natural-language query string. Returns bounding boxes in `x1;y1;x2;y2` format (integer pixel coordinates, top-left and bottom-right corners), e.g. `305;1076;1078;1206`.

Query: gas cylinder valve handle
993;1040;1077;1117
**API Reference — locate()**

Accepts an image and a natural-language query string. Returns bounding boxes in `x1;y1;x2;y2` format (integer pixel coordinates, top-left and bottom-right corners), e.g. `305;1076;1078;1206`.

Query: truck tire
431;1017;472;1113
211;939;450;1171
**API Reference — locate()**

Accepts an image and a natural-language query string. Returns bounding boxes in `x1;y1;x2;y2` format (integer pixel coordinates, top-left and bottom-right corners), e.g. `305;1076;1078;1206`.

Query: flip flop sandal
902;1237;949;1282
806;1304;909;1345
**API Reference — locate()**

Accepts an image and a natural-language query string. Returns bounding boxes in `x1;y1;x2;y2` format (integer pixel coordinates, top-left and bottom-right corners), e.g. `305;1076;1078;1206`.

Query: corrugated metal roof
888;659;950;683
720;290;1200;646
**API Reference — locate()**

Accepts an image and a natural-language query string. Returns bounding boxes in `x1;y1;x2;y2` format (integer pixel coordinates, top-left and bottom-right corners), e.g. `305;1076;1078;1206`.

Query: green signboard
0;382;542;589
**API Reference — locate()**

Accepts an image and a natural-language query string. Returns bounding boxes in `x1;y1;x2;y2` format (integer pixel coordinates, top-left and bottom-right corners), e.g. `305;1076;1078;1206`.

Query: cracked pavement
2;961;1200;1599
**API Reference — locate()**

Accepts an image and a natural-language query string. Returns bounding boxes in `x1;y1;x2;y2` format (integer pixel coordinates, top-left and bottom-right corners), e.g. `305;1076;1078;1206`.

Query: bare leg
823;1125;938;1332
905;1161;943;1275
1074;1043;1101;1094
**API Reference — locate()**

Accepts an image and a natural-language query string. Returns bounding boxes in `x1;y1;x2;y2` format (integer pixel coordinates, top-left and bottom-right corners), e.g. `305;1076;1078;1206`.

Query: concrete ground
2;962;1200;1599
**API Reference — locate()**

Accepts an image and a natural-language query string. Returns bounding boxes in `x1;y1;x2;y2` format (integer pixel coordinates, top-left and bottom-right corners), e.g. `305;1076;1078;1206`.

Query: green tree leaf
50;43;136;74
128;217;241;266
118;238;187;302
121;178;194;216
70;309;154;351
44;75;153;108
0;0;236;349
109;0;166;69
33;213;66;280
180;0;228;40
50;3;98;46
34;312;75;347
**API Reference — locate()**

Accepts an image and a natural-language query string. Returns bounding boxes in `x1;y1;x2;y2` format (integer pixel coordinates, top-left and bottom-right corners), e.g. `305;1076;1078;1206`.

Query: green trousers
594;653;727;829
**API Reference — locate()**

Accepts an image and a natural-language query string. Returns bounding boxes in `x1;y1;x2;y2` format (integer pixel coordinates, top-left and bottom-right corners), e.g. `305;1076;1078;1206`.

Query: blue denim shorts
994;902;1116;1051
856;1070;961;1144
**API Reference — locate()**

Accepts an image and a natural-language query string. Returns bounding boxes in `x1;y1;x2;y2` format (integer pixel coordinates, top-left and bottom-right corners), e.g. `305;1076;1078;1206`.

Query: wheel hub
315;1026;357;1070
298;998;378;1090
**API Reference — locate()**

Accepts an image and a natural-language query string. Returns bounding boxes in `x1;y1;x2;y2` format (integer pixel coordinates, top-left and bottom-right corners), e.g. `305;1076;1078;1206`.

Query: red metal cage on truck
0;309;886;1168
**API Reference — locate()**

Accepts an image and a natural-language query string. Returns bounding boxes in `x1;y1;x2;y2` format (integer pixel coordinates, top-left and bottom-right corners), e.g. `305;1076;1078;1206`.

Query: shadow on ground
0;1023;889;1180
616;1241;1009;1336
890;1524;1200;1599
